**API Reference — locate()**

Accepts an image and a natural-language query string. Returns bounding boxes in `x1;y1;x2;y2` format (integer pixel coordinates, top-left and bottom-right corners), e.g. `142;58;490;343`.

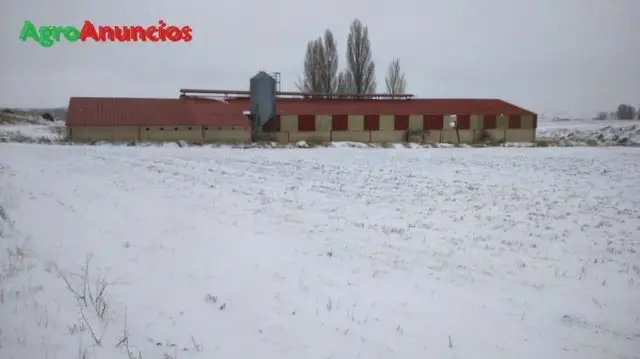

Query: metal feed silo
249;71;277;137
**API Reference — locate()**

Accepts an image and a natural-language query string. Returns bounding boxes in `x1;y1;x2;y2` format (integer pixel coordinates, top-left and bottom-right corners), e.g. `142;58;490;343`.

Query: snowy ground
1;143;639;359
536;118;640;146
537;117;631;130
0;117;64;143
2;115;640;147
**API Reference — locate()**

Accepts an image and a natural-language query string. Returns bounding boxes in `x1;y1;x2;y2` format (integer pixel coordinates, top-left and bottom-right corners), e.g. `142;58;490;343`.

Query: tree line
296;19;407;95
594;104;639;121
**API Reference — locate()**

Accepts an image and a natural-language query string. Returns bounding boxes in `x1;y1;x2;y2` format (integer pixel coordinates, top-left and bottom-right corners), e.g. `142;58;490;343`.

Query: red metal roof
224;97;534;116
184;98;249;127
67;96;534;127
66;97;249;127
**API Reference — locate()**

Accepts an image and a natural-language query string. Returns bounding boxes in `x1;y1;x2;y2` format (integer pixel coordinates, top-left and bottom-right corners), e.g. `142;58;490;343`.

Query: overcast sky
1;0;638;117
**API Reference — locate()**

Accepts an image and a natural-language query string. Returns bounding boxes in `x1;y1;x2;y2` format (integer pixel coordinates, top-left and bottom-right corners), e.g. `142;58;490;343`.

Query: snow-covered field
0;118;65;143
2;114;640;147
1;143;639;359
536;118;640;146
537;117;630;130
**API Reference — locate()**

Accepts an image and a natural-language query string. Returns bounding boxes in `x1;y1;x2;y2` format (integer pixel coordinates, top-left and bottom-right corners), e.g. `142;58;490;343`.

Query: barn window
508;115;521;128
174;127;179;131
204;127;208;131
332;115;348;131
483;115;497;129
423;115;444;130
298;115;315;131
456;115;471;129
188;127;192;130
160;127;164;131
364;115;379;131
394;115;409;130
145;127;150;131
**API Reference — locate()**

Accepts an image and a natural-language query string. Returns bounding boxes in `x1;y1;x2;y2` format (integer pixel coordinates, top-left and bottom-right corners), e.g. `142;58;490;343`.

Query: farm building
66;72;537;144
66;97;251;143
222;95;537;143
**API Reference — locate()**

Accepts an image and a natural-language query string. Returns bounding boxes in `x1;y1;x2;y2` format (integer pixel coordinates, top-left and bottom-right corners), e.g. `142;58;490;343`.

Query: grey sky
2;0;638;118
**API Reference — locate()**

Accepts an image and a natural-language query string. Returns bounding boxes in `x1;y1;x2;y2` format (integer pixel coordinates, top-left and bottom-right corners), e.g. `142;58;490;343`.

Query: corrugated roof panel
66;97;534;127
67;97;250;127
225;98;535;116
185;99;250;127
67;97;195;126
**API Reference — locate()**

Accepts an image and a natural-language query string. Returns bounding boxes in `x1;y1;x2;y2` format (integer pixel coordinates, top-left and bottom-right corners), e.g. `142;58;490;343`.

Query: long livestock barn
66;74;537;144
228;95;537;143
66;97;252;143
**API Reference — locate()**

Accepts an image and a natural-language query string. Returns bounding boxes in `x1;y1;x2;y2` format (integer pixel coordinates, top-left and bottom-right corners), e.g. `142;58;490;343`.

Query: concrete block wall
67;112;537;144
203;125;251;143
67;125;251;143
68;126;140;142
263;112;537;144
141;126;202;142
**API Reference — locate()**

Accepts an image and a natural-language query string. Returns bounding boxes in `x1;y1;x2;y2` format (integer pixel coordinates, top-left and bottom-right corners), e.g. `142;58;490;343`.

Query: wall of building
140;126;203;142
67;126;251;143
203;125;251;143
67;112;536;144
263;113;536;144
68;126;140;142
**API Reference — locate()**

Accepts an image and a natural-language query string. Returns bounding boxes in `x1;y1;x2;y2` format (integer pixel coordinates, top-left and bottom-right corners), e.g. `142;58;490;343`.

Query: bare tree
296;38;325;93
297;29;340;94
336;70;350;93
319;30;339;93
616;104;637;120
384;58;407;94
345;19;376;94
